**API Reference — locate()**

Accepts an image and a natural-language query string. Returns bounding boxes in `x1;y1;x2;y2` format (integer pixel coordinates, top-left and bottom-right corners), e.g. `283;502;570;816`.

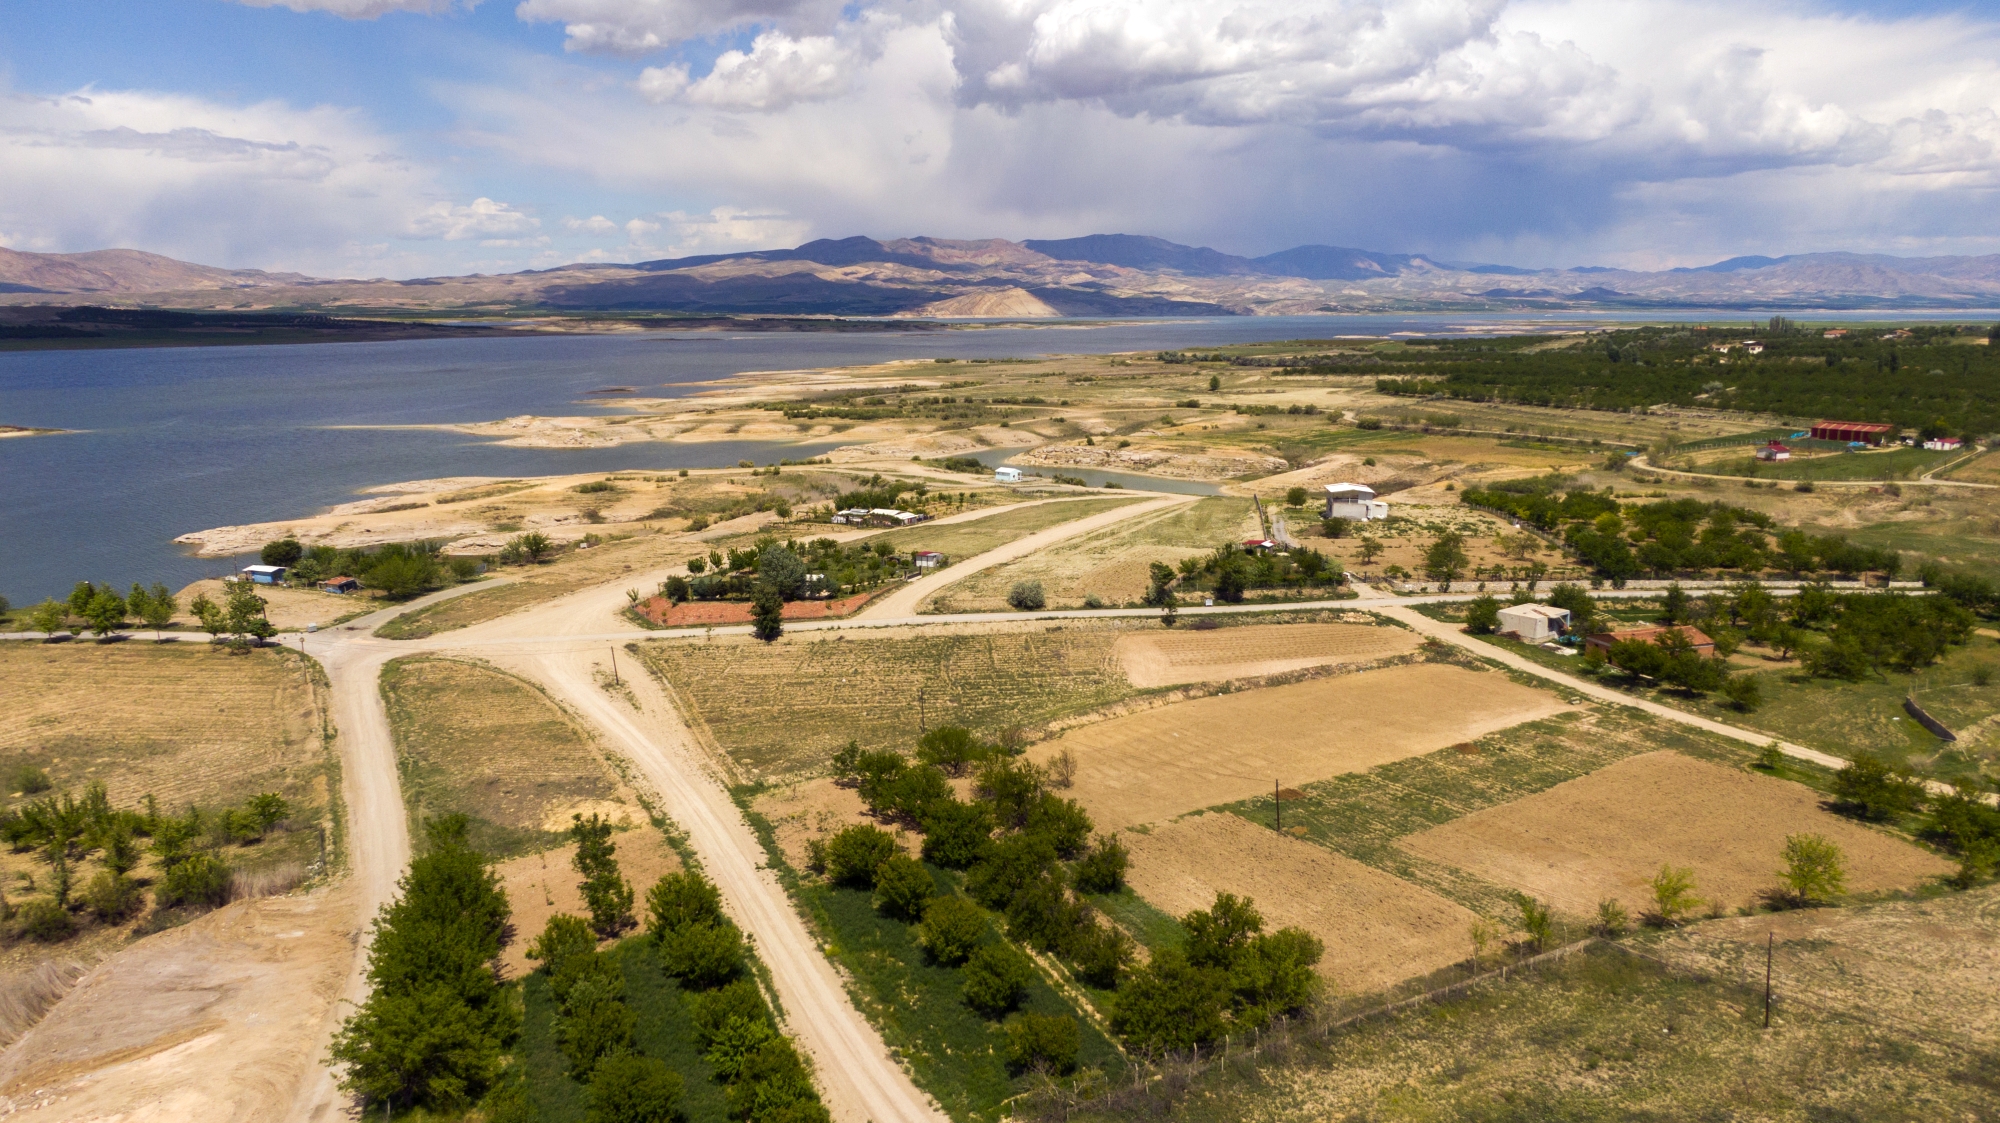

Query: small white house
994;466;1023;483
1755;441;1792;461
241;564;287;585
1924;437;1965;451
1324;482;1389;522
1496;603;1570;641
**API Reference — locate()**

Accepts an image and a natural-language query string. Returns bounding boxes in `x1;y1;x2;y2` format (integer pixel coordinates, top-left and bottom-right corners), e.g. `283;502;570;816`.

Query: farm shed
1584;624;1714;658
240;564;287;585
994;466;1023;483
831;508;871;524
1324;482;1389;522
1496;603;1570;641
1924;437;1965;451
1755;441;1792;461
1810;420;1896;445
912;551;946;570
321;576;361;594
866;509;926;528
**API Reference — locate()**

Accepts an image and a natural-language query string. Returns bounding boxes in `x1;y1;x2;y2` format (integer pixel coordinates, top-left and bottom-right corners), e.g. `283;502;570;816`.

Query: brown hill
0;247;318;294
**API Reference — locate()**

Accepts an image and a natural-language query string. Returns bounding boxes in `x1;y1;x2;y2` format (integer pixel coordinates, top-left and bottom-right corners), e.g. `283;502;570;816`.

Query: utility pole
918;687;926;733
1275;780;1281;833
1763;931;1773;1029
610;645;620;685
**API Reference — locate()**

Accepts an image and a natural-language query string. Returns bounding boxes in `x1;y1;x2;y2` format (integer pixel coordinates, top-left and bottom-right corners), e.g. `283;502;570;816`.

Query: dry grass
1122;813;1478;993
750;777;923;875
0;961;86;1049
1030;662;1572;831
637;626;1135;780
1114;622;1420;688
1397;751;1952;917
929;498;1255;611
867;496;1141;560
229;863;308;902
380;656;643;857
0;643;326;812
492;830;682;978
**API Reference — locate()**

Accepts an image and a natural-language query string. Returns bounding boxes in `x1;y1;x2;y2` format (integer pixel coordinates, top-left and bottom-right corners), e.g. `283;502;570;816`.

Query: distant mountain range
6;237;2000;316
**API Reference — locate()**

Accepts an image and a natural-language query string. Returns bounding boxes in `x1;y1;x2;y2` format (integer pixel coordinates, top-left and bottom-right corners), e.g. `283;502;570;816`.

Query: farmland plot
637;627;1134;779
1398;751;1950;916
1115;621;1419;687
491;831;681;977
1033;662;1571;831
1123;813;1477;992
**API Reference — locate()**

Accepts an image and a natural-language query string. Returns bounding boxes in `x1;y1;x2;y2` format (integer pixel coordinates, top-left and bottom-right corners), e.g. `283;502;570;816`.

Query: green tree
261;538;304;567
1830;753;1925;821
915;726;985;775
1464;595;1501;635
1649;864;1700;926
917;799;993;869
755;545;809;601
1514;894;1553;951
1006;1013;1080;1075
83;589;127;637
916;895;987;965
222;581;275;646
1423;532;1468;590
1208;374;1220;392
1006;581;1046;611
962;943;1034;1017
571;814;636;938
1721;674;1763;711
646;871;723;936
67;581;97;619
821;825;897;888
247;792;290;836
1776;833;1847;905
1110;947;1230;1055
1284;486;1309;507
29;598;67;637
528;913;598;971
1072;834;1129;894
658;918;745;988
510;532;555;564
1358;536;1383;565
751;582;784;642
136;582;176;638
871;854;935;921
586;1053;684;1123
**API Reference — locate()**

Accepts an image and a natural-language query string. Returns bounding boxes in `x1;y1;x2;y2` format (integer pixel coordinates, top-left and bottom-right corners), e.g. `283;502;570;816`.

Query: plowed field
1397;751;1951;916
1115;622;1419;687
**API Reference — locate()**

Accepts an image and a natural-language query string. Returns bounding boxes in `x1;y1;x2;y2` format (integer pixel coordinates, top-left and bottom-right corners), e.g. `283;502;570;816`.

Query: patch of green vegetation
868;497;1140;558
1218;711;1754;915
1080;886;1183;952
509;937;732;1122
1706;446;1957;481
1059;943;1995;1123
1117;497;1256;548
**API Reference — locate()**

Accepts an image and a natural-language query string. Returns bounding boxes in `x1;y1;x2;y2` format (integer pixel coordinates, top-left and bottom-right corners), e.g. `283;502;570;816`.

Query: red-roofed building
1810;421;1896;445
1585;624;1715;658
1755;441;1792;461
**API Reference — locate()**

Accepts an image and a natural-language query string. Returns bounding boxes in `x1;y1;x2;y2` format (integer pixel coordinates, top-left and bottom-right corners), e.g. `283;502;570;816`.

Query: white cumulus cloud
407;196;541;239
230;0;475;17
515;0;847;54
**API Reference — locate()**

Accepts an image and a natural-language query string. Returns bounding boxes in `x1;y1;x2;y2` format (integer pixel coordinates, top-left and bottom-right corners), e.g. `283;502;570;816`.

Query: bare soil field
1397;751;1951;917
1646;881;2000;1047
170;578;369;631
1115;622;1420;688
493;830;682;978
637;626;1133;780
1122;813;1478;993
750;777;920;875
0;886;357;1121
0;643;326;814
1033;662;1572;831
380;656;646;857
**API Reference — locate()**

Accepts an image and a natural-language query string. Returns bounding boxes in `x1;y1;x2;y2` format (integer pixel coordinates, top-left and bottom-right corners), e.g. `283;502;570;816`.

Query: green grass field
1061;942;1997;1123
508;938;733;1123
1705;446;1957;481
636;628;1137;778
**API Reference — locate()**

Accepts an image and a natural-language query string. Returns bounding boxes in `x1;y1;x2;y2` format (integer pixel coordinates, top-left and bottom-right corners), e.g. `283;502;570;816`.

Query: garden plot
1115;621;1419;687
1397;752;1951;917
492;830;681;977
1123;813;1478;992
1031;662;1571;831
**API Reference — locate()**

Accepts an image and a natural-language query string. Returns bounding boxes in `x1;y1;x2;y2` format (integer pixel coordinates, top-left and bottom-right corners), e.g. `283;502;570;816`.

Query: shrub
1006;1013;1080;1075
1648;864;1700;926
1721;674;1763;711
82;871;142;921
659;922;745;988
559;980;637;1080
965;833;1060;910
528;913;598;972
1007;581;1047;611
586;1053;684;1123
725;1040;825;1123
1775;833;1847;905
918;800;994;869
822;825;898;888
158;852;232;909
1072;834;1129;894
1023;794;1093;858
260;538;304;566
1831;753;1925;821
962;943;1035;1017
17;897;74;942
973;757;1044;829
1005;872;1083;952
917;895;988;965
871;854;936;921
1065;920;1134;987
703;1010;778;1082
915;727;985;775
1515;894;1553;951
1464;595;1500;635
1756;742;1785;771
13;766;51;796
1110;947;1230;1055
691;979;770;1048
1595;898;1629;937
647;871;724;936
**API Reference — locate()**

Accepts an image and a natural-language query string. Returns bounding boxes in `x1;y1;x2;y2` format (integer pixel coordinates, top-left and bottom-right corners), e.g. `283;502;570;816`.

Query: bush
1006;1013;1080;1074
13;765;51;796
1023;794;1093;858
871;854;936;921
918;800;994;869
1594;897;1629;937
659;922;745;988
1721;674;1763;711
1005;872;1083;953
691;979;771;1048
962;943;1035;1017
1072;834;1129;894
82;871;142;921
917;895;988;965
1065;920;1134;987
528;913;598;972
821;825;898;888
1515;894;1553;951
965;833;1060;910
1776;833;1847;905
1110;947;1230;1054
647;871;724;936
17;897;74;942
915;727;985;775
1831;753;1925;821
260;538;304;566
726;1039;827;1123
1464;595;1500;635
1007;581;1047;611
587;1053;685;1123
158;852;232;909
558;973;637;1080
1649;864;1700;926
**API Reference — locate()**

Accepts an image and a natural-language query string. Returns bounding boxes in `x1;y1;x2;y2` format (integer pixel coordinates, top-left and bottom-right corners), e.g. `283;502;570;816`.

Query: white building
1924;437;1965;451
1496;603;1571;642
1323;482;1389;522
994;466;1023;483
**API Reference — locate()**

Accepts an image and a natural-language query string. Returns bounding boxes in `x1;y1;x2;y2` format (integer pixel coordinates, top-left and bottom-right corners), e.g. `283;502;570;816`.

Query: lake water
0;310;1977;603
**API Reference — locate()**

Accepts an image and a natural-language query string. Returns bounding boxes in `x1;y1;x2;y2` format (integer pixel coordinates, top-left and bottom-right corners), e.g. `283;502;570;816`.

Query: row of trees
1149;544;1344;605
1830;754;2000;887
22;581;180;639
266;538;484;597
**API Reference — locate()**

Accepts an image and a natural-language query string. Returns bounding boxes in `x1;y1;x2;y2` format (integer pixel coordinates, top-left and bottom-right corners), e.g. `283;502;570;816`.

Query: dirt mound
1123;813;1478;993
1397;751;1951;916
1032;662;1571;830
1115;622;1419;687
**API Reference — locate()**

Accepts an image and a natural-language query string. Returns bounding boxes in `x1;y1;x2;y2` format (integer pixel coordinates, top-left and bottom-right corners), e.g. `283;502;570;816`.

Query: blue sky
4;0;1998;277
